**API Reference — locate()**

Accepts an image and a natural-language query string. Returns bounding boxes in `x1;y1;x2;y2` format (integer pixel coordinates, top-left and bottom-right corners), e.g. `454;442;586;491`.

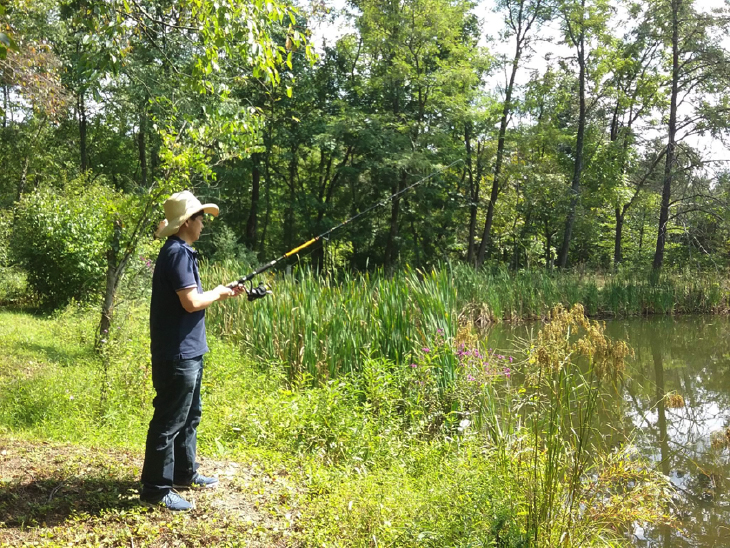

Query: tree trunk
476;39;522;267
17;156;29;202
653;0;680;271
384;171;405;271
79;91;88;172
545;224;552;269
258;151;272;256
97;219;122;352
557;28;586;268
465;122;477;264
639;208;646;253
246;153;261;250
151;140;160;180
410;212;421;267
614;207;624;267
284;145;298;251
312;147;352;272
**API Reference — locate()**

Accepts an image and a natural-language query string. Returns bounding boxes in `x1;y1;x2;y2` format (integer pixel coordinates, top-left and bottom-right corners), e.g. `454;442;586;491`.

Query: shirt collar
168;236;198;257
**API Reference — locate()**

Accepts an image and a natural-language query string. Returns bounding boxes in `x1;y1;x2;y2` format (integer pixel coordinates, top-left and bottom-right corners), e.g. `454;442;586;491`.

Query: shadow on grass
12;341;95;368
0;303;45;316
0;475;141;528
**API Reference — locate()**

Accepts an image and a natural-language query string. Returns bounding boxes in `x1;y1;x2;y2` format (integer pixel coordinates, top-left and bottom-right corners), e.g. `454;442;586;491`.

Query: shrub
11;179;122;309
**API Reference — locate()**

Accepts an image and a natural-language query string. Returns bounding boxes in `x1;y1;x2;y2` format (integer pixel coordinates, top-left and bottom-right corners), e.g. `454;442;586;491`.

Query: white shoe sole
172;481;219;490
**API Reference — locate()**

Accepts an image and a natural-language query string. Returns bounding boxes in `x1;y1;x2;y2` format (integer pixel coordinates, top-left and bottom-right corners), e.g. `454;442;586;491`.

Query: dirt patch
0;437;300;547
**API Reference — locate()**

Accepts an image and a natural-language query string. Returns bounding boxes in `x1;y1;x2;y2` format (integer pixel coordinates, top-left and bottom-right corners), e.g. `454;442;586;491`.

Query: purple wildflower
422;347;431;353
466;374;476;382
410;363;418;368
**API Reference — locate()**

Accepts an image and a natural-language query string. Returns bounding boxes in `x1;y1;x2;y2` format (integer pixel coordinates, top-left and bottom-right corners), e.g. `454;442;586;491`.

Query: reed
203;262;730;382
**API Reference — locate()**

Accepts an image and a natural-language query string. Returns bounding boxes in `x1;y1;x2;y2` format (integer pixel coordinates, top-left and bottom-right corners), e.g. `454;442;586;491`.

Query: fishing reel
227;277;272;301
244;280;273;301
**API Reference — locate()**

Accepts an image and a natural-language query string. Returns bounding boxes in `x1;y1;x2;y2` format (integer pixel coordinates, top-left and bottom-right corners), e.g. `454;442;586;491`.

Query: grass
0;297;674;547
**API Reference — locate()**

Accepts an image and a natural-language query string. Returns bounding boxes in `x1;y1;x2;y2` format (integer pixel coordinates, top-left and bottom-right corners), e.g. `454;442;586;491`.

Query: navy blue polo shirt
150;236;209;361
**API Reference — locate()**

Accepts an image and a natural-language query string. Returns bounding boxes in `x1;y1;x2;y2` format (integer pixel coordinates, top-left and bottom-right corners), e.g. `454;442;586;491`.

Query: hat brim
200;204;219;217
155;203;220;238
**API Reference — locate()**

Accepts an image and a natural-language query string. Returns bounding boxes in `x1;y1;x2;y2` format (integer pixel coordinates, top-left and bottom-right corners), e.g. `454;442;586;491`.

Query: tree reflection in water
486;316;730;547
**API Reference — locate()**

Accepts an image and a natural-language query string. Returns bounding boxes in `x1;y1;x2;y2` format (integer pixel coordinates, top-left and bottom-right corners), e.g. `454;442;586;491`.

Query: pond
487;315;730;548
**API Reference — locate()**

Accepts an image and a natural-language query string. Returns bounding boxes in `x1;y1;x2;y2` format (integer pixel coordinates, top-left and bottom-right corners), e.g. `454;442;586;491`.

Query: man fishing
140;190;245;511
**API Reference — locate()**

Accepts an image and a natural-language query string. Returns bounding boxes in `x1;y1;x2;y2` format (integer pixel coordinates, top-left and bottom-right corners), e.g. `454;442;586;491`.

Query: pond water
487;315;730;548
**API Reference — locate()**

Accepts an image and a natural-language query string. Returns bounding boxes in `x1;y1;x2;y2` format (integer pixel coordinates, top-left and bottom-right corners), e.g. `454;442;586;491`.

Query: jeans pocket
173;356;203;374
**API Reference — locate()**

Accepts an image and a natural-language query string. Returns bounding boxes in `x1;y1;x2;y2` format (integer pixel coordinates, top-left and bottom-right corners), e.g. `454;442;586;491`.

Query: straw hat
155;190;219;238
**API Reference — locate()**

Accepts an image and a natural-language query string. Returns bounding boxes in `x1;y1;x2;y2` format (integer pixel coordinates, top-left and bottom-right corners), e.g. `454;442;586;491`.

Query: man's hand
177;284;245;312
214;284;244;300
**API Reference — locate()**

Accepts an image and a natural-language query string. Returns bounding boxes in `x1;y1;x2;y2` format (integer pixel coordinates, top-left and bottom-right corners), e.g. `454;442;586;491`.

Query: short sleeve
166;247;198;291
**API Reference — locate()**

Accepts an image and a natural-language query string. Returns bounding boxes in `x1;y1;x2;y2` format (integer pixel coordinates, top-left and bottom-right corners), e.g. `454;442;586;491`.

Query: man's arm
177;285;242;313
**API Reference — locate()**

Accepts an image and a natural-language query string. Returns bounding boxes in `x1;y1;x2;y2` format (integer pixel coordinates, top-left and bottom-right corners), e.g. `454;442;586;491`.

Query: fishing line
227;159;464;293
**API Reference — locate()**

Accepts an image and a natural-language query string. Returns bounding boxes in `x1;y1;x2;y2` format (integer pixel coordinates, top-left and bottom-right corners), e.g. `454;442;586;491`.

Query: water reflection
486;316;730;548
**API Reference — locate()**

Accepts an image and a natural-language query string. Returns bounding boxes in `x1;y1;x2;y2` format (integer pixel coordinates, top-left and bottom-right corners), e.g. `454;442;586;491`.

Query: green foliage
0;210;12;268
195;223;258;266
11;178;122;309
0;296;675;547
0;266;27;305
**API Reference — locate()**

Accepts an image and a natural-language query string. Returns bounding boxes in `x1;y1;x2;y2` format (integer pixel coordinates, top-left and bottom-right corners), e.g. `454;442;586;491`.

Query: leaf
286;86;292;98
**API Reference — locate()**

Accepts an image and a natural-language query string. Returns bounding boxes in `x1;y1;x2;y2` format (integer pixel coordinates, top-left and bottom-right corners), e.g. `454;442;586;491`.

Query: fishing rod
228;159;464;300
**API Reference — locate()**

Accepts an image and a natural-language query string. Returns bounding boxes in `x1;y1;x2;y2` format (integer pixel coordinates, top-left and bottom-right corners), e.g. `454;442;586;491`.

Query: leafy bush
11;179;122;309
196;222;258;266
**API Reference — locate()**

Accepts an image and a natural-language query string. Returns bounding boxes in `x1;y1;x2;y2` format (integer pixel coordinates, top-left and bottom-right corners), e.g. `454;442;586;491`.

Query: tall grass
204;262;729;382
204;265;461;382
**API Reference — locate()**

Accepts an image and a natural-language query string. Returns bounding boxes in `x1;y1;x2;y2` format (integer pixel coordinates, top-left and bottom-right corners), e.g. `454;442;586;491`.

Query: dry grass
0;437;301;547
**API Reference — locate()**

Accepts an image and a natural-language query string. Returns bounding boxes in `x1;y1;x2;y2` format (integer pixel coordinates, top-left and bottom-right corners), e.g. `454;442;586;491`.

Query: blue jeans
140;355;203;501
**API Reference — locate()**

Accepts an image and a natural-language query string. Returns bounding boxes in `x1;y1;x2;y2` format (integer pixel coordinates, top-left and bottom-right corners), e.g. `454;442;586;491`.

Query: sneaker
140;491;193;512
173;473;219;490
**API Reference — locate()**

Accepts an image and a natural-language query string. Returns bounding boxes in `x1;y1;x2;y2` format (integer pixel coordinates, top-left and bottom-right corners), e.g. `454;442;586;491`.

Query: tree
476;0;548;267
554;0;613;268
651;0;730;270
349;0;486;270
80;0;313;344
